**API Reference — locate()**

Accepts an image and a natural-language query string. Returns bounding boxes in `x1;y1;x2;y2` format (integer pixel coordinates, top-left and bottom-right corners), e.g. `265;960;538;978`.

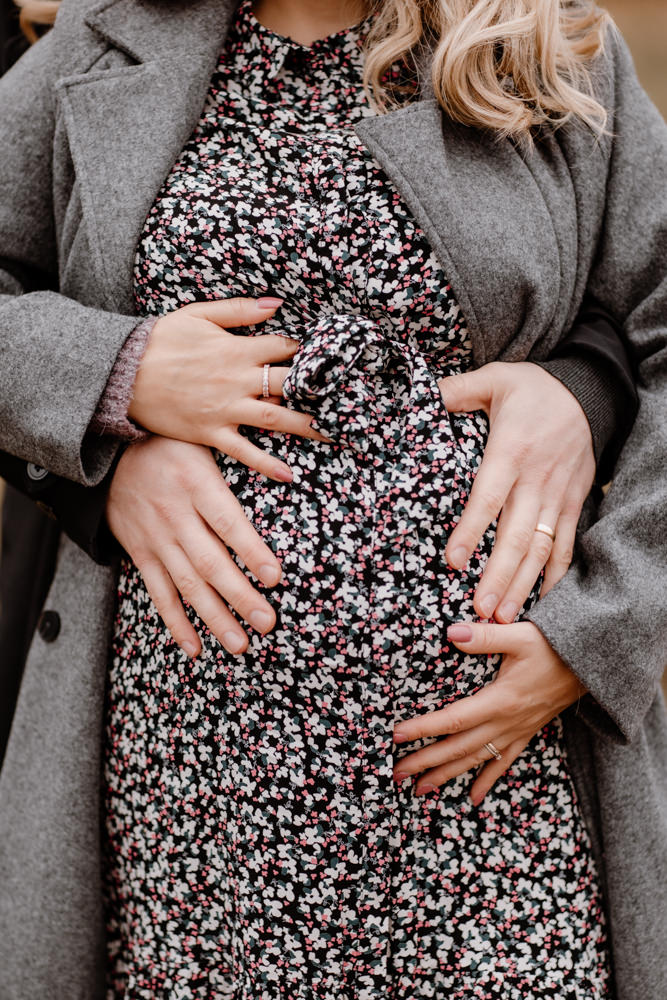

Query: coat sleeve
0;28;139;486
527;27;667;744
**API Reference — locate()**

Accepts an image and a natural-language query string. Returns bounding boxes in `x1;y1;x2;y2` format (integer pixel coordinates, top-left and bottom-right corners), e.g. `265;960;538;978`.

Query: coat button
27;463;49;482
38;610;61;643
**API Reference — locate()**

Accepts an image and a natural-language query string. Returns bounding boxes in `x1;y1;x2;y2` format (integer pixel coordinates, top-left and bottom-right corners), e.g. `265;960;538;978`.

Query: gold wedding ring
262;363;271;399
483;742;503;761
535;522;556;542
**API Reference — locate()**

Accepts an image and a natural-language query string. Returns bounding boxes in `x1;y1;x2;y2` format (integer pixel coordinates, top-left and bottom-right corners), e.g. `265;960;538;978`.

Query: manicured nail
416;783;437;797
249;609;274;633
274;465;293;483
498;601;518;622
259;563;281;587
223;631;246;654
479;593;498;619
182;640;198;658
448;546;468;569
393;771;409;783
256;296;284;309
393;728;410;744
447;623;473;643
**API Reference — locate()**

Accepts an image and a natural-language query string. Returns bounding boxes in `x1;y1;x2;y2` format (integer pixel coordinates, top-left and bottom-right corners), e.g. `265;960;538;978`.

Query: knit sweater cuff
534;354;620;484
89;316;157;440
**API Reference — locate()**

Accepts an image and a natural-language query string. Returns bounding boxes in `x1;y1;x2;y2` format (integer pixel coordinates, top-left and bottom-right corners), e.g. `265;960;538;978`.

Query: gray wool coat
1;0;666;997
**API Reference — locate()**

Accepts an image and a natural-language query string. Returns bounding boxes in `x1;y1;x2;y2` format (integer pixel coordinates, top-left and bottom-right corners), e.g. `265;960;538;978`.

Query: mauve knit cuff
90;316;157;440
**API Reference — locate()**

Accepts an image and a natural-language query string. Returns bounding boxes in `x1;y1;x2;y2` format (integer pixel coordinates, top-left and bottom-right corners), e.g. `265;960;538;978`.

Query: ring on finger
262;364;271;399
534;521;556;542
483;741;503;761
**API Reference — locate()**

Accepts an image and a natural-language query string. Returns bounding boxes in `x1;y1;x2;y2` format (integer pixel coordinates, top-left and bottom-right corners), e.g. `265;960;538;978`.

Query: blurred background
605;0;667;113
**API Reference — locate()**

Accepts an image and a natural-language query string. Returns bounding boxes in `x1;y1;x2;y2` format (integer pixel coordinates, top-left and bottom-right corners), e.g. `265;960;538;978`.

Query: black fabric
540;300;639;485
0;0;26;76
0;486;59;762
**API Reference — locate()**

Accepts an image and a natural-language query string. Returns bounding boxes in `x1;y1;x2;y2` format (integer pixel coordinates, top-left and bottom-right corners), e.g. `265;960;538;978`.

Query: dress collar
226;0;374;82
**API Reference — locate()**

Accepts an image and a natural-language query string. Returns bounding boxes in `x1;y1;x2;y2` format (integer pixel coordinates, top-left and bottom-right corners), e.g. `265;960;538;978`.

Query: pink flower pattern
102;2;611;997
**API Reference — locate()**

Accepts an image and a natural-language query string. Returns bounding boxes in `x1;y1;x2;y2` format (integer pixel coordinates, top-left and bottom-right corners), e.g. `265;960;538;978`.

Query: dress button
27;462;49;482
38;610;61;643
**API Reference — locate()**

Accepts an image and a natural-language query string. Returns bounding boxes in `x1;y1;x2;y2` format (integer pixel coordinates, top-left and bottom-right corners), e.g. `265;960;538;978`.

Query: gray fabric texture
0;1;665;998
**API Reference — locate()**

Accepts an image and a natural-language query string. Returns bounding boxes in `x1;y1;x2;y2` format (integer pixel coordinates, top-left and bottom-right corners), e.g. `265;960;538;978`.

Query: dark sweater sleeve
535;301;639;485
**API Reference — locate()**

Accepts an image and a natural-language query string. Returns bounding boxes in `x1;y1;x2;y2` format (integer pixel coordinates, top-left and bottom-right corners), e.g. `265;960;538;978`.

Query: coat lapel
56;0;236;313
355;105;571;366
56;0;571;360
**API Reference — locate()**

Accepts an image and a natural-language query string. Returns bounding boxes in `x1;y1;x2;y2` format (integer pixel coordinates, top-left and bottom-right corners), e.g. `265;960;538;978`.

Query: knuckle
510;525;536;552
211;511;236;540
194;550;220;581
481;490;505;519
532;535;554;563
260;404;280;428
153;497;175;522
445;714;465;735
176;572;199;601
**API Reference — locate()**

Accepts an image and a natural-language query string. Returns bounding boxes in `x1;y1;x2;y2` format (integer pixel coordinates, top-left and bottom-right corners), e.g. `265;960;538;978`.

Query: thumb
183;295;284;329
438;368;492;414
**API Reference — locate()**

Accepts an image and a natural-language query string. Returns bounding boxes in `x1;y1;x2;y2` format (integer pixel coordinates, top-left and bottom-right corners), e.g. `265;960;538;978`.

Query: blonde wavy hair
15;0;610;140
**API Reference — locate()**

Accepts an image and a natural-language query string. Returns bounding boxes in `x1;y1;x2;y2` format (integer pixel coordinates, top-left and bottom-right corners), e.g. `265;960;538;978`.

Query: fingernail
274;465;293;483
448;546;468;569
479;593;498;619
256;296;284;309
498;601;518;622
249;609;274;633
182;640;198;658
223;631;246;654
259;563;281;587
393;728;410;744
447;623;473;643
416;783;437;797
393;771;409;783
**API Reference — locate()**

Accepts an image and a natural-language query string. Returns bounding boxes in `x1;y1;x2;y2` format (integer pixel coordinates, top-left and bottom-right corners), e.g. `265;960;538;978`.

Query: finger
138;557;202;659
445;444;517;570
437;368;493;414
193;474;282;589
178;517;277;636
492;508;560;623
242;399;329;442
393;683;506;746
445;621;534;656
469;739;526;805
246;334;301;363
164;543;250;656
541;508;579;596
393;723;510;780
183;296;288;330
215;428;294;482
414;736;511;794
472;485;543;619
255;365;291;398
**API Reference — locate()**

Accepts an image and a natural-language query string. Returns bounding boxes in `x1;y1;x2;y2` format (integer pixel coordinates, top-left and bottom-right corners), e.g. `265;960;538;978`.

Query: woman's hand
392;621;586;804
439;362;596;622
107;436;283;658
128;296;328;481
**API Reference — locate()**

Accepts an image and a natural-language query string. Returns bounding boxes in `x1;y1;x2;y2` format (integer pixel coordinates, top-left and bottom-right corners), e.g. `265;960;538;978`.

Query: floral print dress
102;2;611;997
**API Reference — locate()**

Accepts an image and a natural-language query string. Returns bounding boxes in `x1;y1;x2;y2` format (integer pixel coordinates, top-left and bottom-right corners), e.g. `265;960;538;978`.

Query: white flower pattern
103;2;611;997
